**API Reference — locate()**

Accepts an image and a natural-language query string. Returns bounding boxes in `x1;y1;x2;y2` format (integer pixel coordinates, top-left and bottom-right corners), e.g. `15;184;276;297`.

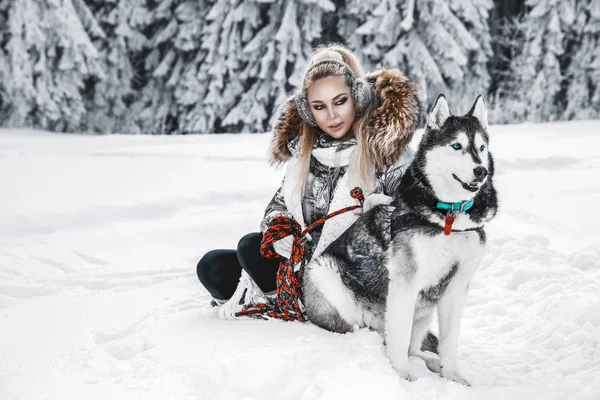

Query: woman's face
306;76;356;139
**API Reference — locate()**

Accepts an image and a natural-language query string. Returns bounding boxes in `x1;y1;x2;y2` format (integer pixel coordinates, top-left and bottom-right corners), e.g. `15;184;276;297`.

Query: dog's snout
473;166;488;180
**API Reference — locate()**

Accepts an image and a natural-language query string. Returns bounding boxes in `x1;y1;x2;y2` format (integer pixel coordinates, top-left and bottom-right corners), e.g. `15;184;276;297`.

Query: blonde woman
197;44;420;319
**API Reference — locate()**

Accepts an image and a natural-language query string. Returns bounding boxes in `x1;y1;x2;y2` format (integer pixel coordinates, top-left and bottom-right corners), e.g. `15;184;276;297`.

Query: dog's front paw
441;370;470;386
412;351;441;373
391;357;430;381
392;366;417;382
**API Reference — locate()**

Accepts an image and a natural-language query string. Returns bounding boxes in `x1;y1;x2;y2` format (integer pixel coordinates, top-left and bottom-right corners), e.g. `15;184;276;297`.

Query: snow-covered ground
0;122;599;399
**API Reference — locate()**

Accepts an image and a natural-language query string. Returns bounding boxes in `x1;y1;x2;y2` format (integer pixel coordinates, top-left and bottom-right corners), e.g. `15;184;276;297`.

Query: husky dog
303;94;498;385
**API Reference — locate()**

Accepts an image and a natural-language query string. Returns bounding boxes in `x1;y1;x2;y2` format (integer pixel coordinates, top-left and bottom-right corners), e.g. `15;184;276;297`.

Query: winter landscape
1;0;600;398
1;121;599;399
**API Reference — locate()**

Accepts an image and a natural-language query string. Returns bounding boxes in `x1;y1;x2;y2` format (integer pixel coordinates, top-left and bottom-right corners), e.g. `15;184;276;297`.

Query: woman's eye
451;143;462;150
480;144;486;151
313;105;324;111
335;98;347;106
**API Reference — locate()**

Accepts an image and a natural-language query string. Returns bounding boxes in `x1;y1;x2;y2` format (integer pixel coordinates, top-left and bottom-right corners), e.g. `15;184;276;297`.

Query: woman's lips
328;122;344;131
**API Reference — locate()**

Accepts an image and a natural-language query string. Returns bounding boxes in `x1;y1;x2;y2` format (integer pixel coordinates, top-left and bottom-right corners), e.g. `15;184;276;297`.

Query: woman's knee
196;250;221;285
237;232;262;253
196;249;242;300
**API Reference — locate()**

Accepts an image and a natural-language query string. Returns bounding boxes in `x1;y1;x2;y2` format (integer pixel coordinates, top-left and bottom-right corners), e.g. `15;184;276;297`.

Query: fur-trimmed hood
268;69;421;170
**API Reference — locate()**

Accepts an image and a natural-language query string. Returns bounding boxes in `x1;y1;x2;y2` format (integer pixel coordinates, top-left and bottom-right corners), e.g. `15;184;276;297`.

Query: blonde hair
294;44;377;197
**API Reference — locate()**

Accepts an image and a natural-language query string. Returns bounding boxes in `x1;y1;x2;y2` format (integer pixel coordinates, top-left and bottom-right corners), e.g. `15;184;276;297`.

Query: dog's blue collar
436;199;474;212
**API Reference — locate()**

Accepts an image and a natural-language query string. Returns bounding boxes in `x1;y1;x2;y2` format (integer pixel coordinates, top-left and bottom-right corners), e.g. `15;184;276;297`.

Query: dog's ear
427;94;451;130
468;95;488;130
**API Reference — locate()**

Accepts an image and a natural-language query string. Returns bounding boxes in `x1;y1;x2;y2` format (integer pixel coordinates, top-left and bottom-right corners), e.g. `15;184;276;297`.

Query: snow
1;122;599;399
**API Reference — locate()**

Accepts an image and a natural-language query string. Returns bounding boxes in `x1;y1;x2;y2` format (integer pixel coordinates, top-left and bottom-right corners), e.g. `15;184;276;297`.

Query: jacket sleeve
259;180;294;233
374;147;415;196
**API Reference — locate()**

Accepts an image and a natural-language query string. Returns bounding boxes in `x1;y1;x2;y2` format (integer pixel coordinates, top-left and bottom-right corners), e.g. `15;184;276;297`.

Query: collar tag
444;212;455;235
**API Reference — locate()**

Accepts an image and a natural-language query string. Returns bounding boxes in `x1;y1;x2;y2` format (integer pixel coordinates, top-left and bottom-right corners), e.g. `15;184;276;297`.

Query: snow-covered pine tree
336;0;384;71
446;0;494;114
0;0;103;132
135;0;224;134
487;1;527;124
0;0;10;124
132;0;215;135
187;0;262;133
339;0;493;115
502;0;575;122
198;0;336;133
85;0;150;134
563;0;600;120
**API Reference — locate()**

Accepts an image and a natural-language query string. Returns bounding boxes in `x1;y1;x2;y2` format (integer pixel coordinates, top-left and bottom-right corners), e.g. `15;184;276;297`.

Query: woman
197;44;420;319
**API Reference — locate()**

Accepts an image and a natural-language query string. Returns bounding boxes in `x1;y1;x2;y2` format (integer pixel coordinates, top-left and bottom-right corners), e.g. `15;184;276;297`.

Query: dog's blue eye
480;144;485;151
451;143;462;150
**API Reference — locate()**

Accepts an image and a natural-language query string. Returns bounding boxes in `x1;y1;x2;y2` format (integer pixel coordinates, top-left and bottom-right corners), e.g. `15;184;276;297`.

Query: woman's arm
364;148;414;212
376;147;414;196
259;181;294;233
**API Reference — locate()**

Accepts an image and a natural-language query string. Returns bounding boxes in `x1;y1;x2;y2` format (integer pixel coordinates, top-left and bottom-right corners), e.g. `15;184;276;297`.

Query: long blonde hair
294;44;377;197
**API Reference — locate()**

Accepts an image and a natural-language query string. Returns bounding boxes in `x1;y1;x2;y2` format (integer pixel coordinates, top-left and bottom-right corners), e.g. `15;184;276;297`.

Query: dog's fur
303;95;498;385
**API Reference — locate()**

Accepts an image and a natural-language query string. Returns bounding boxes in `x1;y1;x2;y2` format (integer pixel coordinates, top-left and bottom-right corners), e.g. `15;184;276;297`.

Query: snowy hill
0;122;599;399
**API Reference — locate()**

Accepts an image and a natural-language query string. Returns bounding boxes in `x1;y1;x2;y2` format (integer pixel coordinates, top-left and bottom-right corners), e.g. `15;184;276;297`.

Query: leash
236;187;365;321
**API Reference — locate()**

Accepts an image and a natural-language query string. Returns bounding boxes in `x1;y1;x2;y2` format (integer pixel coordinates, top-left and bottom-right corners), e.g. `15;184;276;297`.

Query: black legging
196;232;280;300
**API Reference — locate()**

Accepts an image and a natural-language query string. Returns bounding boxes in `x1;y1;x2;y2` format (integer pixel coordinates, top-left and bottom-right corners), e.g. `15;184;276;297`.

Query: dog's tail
421;331;439;354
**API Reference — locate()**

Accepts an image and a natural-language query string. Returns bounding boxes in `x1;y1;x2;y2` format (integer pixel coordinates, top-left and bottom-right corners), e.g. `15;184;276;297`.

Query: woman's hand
273;235;294;259
364;193;393;212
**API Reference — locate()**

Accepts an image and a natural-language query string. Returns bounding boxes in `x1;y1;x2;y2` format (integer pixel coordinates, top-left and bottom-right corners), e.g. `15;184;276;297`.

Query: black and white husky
303;94;498;385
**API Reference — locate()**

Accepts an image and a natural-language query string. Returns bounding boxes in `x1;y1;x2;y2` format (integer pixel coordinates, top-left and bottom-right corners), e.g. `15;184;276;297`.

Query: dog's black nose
473;166;488;180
